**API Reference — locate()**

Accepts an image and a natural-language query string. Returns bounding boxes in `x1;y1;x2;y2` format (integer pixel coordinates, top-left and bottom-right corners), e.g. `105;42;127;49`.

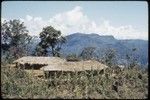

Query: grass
1;64;148;99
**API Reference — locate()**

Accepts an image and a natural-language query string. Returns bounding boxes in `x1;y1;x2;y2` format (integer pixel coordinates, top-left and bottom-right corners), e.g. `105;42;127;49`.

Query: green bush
1;64;148;99
80;47;96;60
66;54;80;62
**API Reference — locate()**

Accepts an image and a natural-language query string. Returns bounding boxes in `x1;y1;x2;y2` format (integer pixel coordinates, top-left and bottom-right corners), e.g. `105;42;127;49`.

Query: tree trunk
52;46;55;56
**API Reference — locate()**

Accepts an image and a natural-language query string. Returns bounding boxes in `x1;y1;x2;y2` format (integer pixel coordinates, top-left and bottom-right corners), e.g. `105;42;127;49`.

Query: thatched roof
13;56;65;65
42;60;108;71
13;56;108;71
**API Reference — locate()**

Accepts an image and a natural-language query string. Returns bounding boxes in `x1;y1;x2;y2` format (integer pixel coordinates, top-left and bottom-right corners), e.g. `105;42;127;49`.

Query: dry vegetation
2;18;148;99
1;63;148;99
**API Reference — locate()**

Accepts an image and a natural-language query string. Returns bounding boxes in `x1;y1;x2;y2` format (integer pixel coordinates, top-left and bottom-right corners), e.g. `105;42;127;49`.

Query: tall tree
80;47;96;60
103;48;117;67
1;19;32;61
36;26;66;56
126;48;139;68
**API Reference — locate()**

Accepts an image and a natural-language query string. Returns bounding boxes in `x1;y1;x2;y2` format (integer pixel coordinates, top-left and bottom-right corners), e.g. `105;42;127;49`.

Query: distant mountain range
29;33;148;66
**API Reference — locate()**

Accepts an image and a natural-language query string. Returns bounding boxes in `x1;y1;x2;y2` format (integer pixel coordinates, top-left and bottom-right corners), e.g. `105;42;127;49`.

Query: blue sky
2;1;148;40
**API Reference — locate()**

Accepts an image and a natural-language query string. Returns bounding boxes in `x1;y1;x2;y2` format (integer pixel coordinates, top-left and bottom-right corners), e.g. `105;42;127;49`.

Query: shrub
103;48;117;67
66;54;80;62
80;47;96;60
1;63;148;99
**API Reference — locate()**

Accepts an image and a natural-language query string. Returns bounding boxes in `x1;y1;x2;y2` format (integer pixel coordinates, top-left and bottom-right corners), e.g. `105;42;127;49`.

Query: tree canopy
1;19;32;61
80;47;96;60
35;26;66;56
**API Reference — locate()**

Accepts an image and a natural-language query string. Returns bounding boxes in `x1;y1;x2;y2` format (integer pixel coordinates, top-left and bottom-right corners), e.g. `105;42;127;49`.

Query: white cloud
1;6;148;40
96;21;148;40
1;18;7;23
49;6;101;36
48;6;147;40
26;15;33;21
23;15;48;36
1;16;48;36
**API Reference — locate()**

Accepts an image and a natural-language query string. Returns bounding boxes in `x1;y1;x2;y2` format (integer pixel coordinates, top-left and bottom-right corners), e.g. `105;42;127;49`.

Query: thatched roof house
13;56;108;72
13;56;65;65
42;60;108;72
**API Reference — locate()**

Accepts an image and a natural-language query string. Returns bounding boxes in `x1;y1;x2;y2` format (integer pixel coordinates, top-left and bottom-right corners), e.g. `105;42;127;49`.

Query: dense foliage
1;64;148;99
1;19;32;62
35;26;66;56
80;47;96;60
66;53;80;61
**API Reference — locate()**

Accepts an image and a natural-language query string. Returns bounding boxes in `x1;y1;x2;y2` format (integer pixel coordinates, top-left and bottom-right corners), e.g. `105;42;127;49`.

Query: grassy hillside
1;63;148;99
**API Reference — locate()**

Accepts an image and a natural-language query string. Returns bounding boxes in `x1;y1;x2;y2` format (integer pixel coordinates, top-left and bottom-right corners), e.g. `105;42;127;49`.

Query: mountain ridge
29;33;148;66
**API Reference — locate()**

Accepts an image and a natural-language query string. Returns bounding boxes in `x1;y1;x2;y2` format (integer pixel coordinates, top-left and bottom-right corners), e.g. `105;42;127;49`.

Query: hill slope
30;33;148;66
61;33;148;65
